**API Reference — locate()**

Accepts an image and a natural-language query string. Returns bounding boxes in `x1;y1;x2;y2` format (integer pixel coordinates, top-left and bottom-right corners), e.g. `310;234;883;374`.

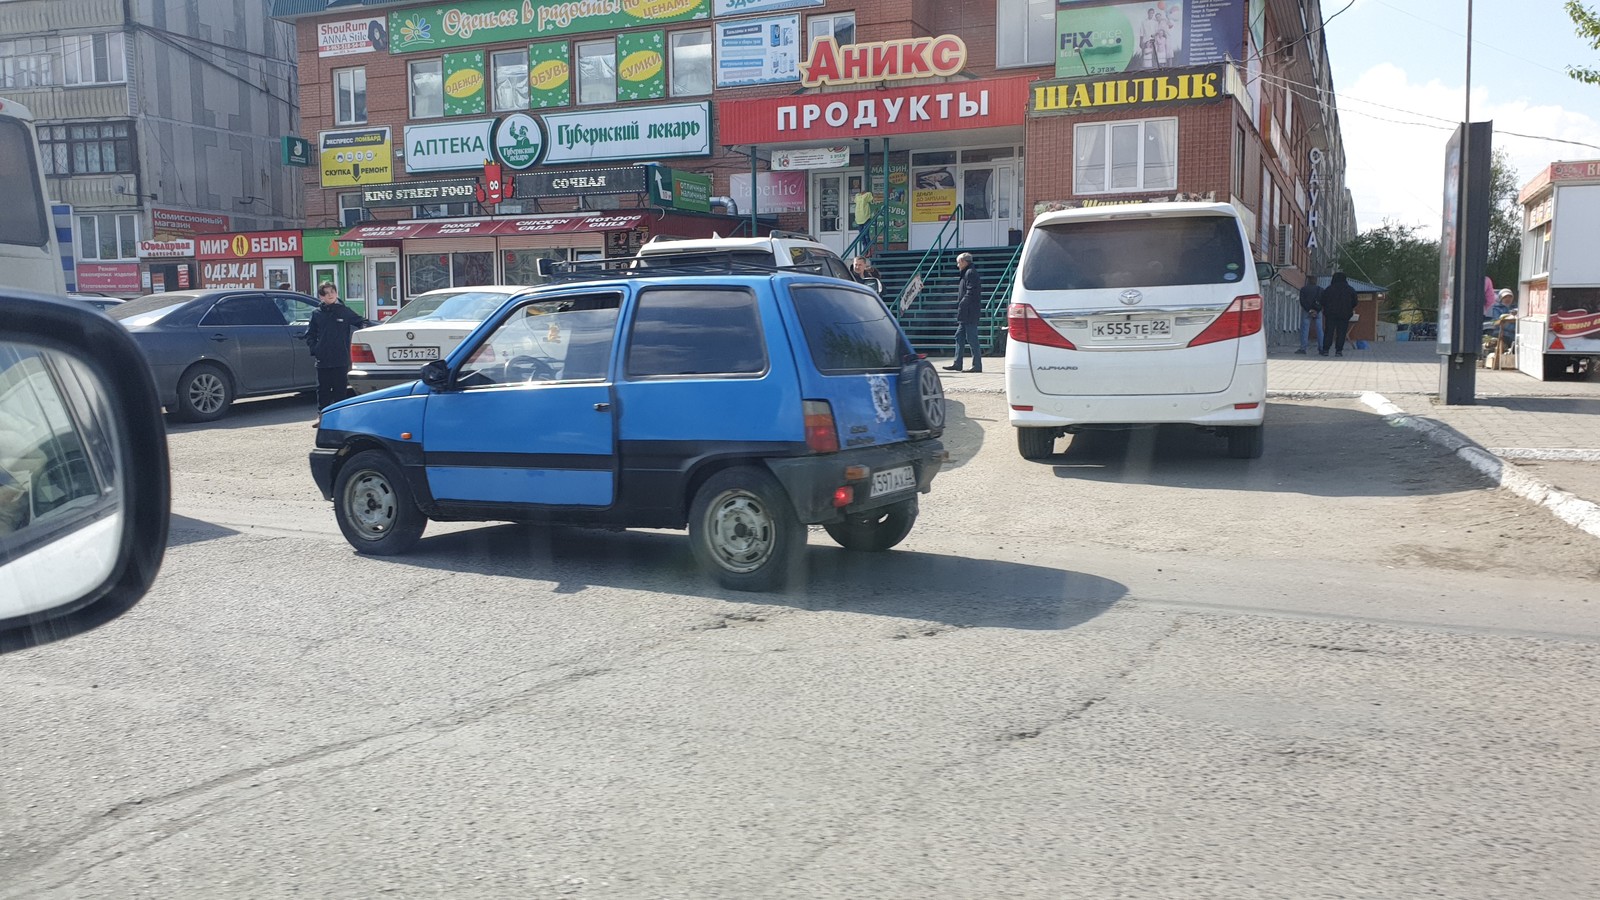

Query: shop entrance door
811;170;864;257
367;256;399;320
959;162;1019;248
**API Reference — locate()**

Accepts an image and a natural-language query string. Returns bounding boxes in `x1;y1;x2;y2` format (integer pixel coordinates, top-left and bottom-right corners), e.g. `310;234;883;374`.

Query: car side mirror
420;359;451;389
0;291;169;653
1255;262;1279;283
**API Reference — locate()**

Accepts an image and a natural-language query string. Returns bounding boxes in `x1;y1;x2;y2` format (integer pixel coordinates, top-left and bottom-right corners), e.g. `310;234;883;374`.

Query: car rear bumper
764;439;945;525
349;368;421;394
1007;361;1266;427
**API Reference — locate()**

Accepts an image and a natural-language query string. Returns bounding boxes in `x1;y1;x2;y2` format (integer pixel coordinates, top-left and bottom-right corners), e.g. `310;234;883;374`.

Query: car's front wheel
173;363;233;422
1016;427;1056;460
688;467;805;592
824;498;917;552
333;450;427;554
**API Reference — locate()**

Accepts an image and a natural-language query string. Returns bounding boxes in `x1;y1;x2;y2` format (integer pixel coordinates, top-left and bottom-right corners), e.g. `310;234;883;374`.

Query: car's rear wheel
1017;427;1056;460
334;450;427;555
173;363;233;422
1226;424;1265;459
824;498;917;552
688;467;804;592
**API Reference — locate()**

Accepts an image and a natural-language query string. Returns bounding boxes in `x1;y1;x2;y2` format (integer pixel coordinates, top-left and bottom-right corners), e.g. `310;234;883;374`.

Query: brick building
272;0;1352;334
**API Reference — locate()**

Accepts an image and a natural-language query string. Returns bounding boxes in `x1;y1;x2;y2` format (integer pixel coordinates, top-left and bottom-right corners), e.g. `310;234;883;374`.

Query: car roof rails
535;255;829;282
767;229;819;242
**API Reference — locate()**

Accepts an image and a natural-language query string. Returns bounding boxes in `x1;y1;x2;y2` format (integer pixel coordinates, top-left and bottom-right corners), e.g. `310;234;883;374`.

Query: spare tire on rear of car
897;359;946;439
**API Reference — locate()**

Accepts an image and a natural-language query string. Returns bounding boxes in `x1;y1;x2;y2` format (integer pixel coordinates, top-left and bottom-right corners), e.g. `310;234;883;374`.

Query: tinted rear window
625;287;766;377
789;285;905;373
1021;215;1247;290
0;117;49;247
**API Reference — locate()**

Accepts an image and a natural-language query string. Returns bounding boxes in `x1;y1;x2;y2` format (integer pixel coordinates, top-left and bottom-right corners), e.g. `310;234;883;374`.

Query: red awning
407;219;502;239
338;222;423;241
492;213;645;235
339;213;647;242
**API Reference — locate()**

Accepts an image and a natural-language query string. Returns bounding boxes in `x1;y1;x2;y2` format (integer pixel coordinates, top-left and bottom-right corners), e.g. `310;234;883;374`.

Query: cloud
1338;63;1600;237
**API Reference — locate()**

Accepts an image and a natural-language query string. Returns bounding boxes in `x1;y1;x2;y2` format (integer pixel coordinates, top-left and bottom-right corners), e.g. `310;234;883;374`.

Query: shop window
996;0;1053;68
1073;118;1177;195
39;122;133;176
334;67;367;125
577;39;616;105
669;30;711;97
77;213;137;261
806;12;855;50
492;49;529;111
503;248;563;285
409;59;443;119
407;251;495;295
1524;222;1552;279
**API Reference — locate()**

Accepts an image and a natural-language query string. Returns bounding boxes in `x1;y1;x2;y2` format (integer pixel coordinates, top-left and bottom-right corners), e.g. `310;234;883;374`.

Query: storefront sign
772;146;849;170
362;178;480;207
282;135;312;167
320;127;394;187
646;167;711;212
137;239;195;259
543;102;711;163
1029;65;1227;115
387;0;709;53
715;15;800;88
618;31;666;100
720;77;1031;144
714;0;820;14
800;34;966;88
196;230;302;260
302;228;366;262
1056;0;1246;78
77;263;141;293
528;41;571;108
404;119;495;172
151;208;227;236
493;113;545;170
201;260;263;289
1552;160;1600;181
514;166;647;199
729;171;806;214
443;50;487;116
318;17;387;57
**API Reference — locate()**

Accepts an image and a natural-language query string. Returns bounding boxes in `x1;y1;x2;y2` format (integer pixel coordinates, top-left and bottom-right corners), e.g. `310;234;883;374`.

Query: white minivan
0;97;67;295
1006;202;1273;460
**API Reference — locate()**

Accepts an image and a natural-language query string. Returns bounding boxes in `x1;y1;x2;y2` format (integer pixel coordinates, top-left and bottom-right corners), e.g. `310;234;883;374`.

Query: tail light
349;343;376;364
1188;295;1263;348
1008;303;1076;350
803;400;839;453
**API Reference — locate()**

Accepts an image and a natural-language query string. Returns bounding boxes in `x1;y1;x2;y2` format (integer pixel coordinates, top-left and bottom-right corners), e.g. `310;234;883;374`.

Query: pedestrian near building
853;190;876;249
945;252;984;373
1296;278;1324;354
852;256;883;295
305;282;370;413
1319;271;1359;357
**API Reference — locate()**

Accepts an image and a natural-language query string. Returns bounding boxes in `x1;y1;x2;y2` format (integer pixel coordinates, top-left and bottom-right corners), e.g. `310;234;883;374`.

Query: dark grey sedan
109;290;323;422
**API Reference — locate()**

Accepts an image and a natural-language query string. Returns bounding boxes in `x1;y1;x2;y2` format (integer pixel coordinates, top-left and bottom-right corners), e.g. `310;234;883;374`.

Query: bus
0;97;67;294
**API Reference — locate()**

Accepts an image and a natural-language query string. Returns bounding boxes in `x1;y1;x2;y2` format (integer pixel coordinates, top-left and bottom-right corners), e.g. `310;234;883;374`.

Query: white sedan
348;286;533;394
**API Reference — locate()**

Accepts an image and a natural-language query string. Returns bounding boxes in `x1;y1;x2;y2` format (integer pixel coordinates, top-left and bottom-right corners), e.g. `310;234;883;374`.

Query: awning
491;213;644;235
339;212;646;242
339;222;423;241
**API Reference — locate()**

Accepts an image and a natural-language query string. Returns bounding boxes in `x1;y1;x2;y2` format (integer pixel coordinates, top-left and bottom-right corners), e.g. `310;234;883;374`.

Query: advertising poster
317;17;387;57
715;14;800;87
528;42;570;108
714;0;821;14
1056;0;1245;78
647;167;712;212
772;146;850;170
1437;133;1461;351
443;50;486;116
911;187;958;224
868;161;910;243
617;31;666;101
729;171;807;214
320;127;394;187
388;0;709;53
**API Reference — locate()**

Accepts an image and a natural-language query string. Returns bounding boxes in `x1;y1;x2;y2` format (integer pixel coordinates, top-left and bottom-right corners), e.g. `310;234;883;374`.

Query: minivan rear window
1020;215;1247;290
789;285;905;373
0;117;49;247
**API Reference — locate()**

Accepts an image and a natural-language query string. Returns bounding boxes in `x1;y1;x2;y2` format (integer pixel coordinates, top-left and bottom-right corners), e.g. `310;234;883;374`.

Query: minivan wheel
1017;427;1057;460
688;467;805;592
334;450;427;554
173;363;233;422
1226;424;1265;459
824;499;917;552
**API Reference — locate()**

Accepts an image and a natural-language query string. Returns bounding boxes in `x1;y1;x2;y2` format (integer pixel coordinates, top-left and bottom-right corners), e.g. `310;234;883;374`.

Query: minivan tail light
1008;303;1076;350
1187;295;1263;348
350;343;376;364
803;400;839;453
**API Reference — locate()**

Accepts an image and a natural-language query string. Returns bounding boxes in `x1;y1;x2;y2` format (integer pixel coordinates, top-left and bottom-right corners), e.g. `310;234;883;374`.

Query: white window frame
77;213;138;261
668;29;711;98
996;0;1053;68
576;39;616;106
333;66;367;125
61;33;128;86
409;58;444;119
1073;118;1178;196
491;49;529;111
806;12;855;52
337;191;368;227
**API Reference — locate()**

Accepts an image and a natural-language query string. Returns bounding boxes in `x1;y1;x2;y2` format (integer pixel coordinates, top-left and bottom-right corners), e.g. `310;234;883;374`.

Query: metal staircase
874;241;1023;357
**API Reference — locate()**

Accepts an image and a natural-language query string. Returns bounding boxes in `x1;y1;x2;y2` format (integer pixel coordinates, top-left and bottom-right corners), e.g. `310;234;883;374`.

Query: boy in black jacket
304;282;371;411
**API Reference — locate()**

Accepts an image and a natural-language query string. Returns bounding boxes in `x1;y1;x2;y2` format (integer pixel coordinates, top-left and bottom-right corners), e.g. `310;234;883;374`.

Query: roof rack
768;229;819;241
535;255;833;282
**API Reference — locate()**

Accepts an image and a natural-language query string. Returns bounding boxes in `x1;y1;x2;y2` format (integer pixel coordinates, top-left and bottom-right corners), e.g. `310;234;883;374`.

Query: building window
38;122;134;175
409;59;444;119
61;33;127;85
996;0;1053;68
577;39;616;105
407;251;494;294
337;192;367;227
1073;118;1177;194
413;202;472;218
334;67;367;125
77;213;137;260
807;12;855;50
1233;125;1246;198
669;30;711;97
0;38;53;89
492;49;529;111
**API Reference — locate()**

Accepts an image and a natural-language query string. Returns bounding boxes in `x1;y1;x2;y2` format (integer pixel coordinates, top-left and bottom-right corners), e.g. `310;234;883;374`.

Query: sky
1322;0;1600;237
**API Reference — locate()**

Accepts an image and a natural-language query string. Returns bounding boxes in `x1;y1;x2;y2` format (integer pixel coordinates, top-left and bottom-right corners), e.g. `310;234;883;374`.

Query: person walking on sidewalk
1319;271;1359;357
1296;277;1324;354
305;281;371;412
946;252;984;373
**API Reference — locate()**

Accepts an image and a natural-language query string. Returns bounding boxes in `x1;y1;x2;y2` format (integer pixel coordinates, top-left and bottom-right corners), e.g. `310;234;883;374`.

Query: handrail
889;204;963;318
982;242;1024;319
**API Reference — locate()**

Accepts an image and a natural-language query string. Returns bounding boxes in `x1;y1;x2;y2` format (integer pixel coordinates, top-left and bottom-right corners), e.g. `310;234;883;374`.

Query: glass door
368;256;400;320
959;167;995;249
811;170;863;257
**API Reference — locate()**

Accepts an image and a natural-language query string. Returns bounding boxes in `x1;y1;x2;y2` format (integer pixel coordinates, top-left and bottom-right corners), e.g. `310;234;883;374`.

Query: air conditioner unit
340;207;370;228
1274;224;1294;266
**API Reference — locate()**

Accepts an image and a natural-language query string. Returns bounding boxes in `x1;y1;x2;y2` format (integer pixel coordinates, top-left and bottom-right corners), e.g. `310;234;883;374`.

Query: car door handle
209;333;229;342
593;402;611;412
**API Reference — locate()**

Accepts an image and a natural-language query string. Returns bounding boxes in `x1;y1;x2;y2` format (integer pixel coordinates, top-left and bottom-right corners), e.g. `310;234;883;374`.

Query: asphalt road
3;389;1598;899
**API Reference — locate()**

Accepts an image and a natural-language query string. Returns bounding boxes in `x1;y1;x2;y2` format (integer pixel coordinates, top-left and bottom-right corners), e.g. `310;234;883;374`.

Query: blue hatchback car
309;270;947;591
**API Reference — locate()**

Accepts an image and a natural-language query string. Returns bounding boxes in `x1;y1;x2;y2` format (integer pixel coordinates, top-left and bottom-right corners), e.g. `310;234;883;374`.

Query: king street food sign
362;178;480;207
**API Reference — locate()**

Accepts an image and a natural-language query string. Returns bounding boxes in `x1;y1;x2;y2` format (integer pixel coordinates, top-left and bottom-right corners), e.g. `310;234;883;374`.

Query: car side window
456;293;622;389
625;287;766;378
823;256;855;281
275;295;319;325
200;295;287;327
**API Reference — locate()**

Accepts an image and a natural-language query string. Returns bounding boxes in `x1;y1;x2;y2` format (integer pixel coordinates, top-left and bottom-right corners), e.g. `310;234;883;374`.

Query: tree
1338;221;1440;322
1567;1;1600;84
1486;148;1522;293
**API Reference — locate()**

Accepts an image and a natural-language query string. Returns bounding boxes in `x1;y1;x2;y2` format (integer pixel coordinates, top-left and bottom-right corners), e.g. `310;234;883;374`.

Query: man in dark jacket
1296;278;1324;354
1319;271;1359;357
945;252;984;373
304;282;370;411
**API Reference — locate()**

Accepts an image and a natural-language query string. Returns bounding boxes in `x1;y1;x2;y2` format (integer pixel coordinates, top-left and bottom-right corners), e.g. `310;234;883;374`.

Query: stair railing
891;205;964;318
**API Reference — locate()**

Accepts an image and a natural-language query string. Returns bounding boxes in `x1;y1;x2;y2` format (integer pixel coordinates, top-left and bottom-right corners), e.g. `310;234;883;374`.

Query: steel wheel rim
919;366;945;429
188;372;226;414
705;490;776;574
344;469;398;541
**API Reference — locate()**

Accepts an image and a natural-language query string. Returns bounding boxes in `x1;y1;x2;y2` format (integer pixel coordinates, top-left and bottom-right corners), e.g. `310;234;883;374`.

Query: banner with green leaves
617;31;666;102
528;41;570;108
443;50;486;116
389;0;709;53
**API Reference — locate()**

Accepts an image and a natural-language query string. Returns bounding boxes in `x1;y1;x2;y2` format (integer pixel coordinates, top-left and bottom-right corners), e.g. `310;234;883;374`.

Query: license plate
388;346;440;362
870;465;916;498
1092;318;1173;340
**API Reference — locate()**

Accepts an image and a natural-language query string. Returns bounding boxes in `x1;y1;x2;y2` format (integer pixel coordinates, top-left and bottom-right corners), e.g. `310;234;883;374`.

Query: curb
1359;391;1600;541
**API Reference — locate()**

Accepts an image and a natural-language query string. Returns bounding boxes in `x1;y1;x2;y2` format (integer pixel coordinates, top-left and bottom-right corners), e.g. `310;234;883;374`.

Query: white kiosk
1516;160;1600;380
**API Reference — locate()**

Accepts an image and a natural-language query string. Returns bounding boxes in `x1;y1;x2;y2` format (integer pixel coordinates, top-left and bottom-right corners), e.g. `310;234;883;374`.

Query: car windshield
387;290;510;324
1020;215;1248;290
789;284;906;373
